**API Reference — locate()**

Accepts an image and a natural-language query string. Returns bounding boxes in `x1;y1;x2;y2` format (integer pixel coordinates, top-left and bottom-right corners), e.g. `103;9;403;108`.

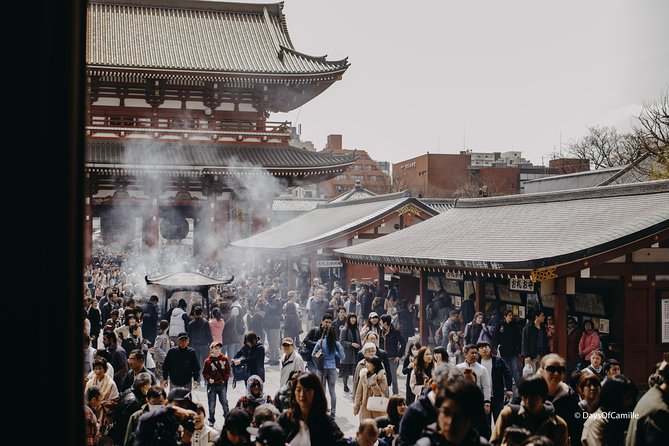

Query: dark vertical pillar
378;265;385;290
554;278;568;362
84;196;92;266
420;271;428;345
475;276;482;313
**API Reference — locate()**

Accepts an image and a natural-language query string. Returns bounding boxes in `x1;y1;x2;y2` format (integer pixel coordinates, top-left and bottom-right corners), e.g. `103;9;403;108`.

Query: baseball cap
281;337;294;345
247;421;285;446
177;332;189;340
369;312;379;318
210;341;223;349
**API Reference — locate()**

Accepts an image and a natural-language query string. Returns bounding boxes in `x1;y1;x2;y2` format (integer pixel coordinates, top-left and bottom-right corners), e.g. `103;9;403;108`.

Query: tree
566;125;637;169
625;89;669;179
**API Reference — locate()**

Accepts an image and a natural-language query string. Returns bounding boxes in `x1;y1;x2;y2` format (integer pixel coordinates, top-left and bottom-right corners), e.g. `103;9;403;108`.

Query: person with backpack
169;299;189;344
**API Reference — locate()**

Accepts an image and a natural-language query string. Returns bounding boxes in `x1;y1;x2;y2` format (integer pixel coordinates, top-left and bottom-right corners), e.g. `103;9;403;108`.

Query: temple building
84;0;354;263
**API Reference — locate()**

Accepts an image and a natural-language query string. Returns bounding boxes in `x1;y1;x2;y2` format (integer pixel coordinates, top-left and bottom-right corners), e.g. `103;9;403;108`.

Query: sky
241;0;669;166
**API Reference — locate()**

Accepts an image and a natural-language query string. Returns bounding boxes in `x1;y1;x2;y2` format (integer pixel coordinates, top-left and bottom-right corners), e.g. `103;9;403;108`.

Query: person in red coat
202;341;231;427
566;317;582;373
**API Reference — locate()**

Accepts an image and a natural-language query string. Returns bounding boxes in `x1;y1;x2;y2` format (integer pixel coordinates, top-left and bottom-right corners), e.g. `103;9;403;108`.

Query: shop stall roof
145;272;234;288
335;180;669;274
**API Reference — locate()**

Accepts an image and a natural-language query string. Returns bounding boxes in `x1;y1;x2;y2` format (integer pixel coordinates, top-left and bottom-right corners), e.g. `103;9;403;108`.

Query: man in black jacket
497;309;522;393
380;314;406;395
521;311;548;373
478;341;513;420
301;313;332;373
142;295;160;346
162;332;200;393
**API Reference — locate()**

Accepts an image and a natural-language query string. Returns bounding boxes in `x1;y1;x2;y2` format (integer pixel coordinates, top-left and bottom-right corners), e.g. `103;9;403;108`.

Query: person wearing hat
214;408;252;446
203;341;231;427
360;312;382;341
162;332;200;394
279;337;305;388
247;421;286;446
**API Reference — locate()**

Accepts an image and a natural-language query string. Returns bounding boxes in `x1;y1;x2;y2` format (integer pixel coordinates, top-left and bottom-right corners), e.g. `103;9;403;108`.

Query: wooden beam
589;262;669;276
554;277;568;362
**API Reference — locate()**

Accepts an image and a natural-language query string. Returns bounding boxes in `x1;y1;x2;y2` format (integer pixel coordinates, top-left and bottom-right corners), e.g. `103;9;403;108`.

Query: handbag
231;362;249;389
366;395;389;412
312;340;325;371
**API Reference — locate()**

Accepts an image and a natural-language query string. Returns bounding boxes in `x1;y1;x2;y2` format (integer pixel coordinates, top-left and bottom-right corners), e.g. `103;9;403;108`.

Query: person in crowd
582;374;638;446
456;344;492;405
121;322;145;360
379;314;406;396
248;421;285;446
491;374;568;446
311;325;345;418
84;386;102;446
86;297;103;349
151;320;171;384
188;306;214;382
221;301;242;362
439;310;463;350
132;388;199;446
85;358;120;429
263;290;283;366
461;294;476;327
123;385;167;446
360;284;375;320
411;346;435;398
209;307;225;347
109;372;153;445
273;371;300;413
358;331;393;394
279;337;305;388
498;309;522;391
581;349;605;380
625;359;669;446
344;291;364;326
522;311;548;374
340;313;362;393
478;340;513;420
332;306;348;335
395;299;415;348
353;418;380;446
235;375;273;417
214;408;252;446
463;312;492;346
544;315;556;353
397;363;464;446
233;332;266;383
371;296;385;318
282;301;302;345
537;354;582;446
360;312;382;341
189;403;219;446
103;330;129;390
309;289;331;333
578;320;600;370
203;341;231;427
499;427;531;446
416;380;489;446
601;358;622;385
375;416;394;446
432;346;448;367
446;331;465;366
169;299;190;343
84;334;96;377
162;332;200;393
302;313;333;373
385;395;406;441
276;372;347;446
142;295;160;346
87;349;115;382
121;349;157;392
576;373;601;414
354;356;389;421
402;341;422;405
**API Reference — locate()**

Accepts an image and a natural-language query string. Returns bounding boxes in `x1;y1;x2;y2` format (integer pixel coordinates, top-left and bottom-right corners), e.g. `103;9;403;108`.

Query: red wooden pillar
554;277;568;361
475;276;482;313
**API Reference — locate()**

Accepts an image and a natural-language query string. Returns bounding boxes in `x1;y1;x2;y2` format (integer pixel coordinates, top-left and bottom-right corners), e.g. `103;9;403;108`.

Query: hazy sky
246;0;668;165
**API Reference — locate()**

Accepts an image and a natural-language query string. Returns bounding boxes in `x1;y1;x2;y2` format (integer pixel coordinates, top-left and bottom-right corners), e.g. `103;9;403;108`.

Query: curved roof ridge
456;179;669;209
281;45;350;67
319;190;411;209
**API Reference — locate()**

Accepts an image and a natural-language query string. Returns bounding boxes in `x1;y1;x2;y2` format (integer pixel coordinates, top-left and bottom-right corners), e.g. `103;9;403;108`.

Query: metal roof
335;180;669;271
329;181;378;203
145;271;233;287
419;198;455;214
272;198;326;212
231;193;437;251
86;140;356;173
87;0;349;76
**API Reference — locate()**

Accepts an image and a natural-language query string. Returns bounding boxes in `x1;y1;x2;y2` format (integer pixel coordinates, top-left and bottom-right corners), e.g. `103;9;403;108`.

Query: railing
87;114;291;142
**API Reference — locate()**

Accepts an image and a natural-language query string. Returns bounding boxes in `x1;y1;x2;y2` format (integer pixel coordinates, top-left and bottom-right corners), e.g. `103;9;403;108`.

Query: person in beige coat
353;356;389;421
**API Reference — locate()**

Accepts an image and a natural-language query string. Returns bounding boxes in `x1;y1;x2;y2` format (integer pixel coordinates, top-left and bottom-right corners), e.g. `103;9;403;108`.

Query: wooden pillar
475;276;482;313
419;271;428;345
142;196;160;253
378;266;385;289
554;277;568;361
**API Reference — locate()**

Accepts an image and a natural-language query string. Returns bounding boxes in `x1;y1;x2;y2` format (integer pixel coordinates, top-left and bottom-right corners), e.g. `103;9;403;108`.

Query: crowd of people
82;250;668;446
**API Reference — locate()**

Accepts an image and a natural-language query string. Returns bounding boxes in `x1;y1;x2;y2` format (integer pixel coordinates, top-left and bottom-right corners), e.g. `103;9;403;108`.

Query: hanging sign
509;277;535;292
398;266;413;274
316;260;342;268
444;271;464;281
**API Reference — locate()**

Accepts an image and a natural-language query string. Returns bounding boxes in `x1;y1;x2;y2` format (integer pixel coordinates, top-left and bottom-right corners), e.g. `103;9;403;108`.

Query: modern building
83;0;355;262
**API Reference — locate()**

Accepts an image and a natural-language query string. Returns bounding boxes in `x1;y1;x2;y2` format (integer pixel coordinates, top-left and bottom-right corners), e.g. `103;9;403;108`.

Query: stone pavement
189;360;408;439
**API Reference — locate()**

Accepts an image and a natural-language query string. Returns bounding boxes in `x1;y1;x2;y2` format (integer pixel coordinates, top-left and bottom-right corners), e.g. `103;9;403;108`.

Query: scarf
245;375;267;404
